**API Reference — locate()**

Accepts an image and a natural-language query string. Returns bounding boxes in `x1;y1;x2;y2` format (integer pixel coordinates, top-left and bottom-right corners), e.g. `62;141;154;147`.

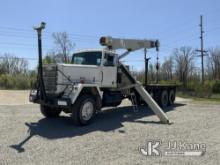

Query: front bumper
29;90;71;108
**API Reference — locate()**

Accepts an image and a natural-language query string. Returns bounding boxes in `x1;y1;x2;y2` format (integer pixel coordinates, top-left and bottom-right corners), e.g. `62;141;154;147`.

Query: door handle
101;71;103;83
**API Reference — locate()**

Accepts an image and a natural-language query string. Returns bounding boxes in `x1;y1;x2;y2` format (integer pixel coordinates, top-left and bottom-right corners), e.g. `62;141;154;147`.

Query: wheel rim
81;101;94;121
161;91;168;107
169;90;175;104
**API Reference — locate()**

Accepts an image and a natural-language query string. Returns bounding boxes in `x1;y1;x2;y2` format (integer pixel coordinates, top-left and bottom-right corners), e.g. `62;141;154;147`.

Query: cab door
100;53;117;88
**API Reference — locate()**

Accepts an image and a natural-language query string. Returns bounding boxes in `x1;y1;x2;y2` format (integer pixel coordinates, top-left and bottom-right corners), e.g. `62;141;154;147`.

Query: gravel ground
0;94;220;164
0;90;30;105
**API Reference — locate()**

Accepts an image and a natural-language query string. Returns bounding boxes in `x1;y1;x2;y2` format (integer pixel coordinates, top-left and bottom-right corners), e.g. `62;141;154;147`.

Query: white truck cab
70;49;118;88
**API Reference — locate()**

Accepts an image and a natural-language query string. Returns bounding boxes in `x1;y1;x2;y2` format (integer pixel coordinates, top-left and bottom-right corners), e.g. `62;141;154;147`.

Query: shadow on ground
10;103;185;153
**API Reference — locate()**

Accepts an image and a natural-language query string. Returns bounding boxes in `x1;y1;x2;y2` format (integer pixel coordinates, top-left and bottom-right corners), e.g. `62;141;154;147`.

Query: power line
0;56;37;60
0;23;200;44
0;41;53;48
0;28;99;46
0;26;99;39
0;21;219;55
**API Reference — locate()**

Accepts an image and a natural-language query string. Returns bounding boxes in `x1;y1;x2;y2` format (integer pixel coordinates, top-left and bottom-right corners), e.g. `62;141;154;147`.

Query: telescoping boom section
100;36;170;124
100;36;159;51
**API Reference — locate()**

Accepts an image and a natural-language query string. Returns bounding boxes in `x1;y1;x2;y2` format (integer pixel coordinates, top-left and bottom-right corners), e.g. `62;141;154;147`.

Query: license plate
58;100;67;106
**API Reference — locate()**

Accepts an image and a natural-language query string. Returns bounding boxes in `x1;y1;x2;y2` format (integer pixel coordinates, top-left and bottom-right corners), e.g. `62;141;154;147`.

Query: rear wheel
71;95;96;126
40;105;62;118
168;90;175;105
158;90;169;108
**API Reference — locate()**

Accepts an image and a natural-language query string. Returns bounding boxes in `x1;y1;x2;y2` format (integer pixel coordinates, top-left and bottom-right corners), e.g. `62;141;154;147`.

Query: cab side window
104;53;115;66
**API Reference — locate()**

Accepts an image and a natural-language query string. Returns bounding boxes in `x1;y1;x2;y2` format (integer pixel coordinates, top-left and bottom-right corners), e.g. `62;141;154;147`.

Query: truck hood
56;63;101;84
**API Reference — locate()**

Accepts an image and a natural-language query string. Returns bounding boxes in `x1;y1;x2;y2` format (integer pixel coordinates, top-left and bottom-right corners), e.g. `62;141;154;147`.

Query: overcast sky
0;0;219;70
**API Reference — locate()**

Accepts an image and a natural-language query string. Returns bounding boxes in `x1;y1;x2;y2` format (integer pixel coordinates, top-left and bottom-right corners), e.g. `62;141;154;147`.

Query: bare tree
148;63;155;82
206;55;214;80
173;47;195;86
43;50;64;64
208;47;220;80
161;56;174;81
0;54;28;75
52;32;74;63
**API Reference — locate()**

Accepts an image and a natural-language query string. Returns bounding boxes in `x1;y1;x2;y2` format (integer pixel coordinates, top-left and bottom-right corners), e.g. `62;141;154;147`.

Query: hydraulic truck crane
30;22;173;125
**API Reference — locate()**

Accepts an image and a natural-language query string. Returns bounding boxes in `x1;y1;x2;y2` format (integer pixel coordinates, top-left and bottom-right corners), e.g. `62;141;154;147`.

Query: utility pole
156;52;159;84
144;48;151;86
196;15;208;84
34;22;47;100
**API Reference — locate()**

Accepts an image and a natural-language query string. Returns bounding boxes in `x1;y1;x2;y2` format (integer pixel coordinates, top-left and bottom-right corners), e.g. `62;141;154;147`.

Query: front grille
43;64;57;93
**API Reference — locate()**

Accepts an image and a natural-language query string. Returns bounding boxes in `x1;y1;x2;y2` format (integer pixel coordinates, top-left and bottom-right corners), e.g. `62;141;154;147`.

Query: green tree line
0;54;36;89
135;46;220;98
0;32;219;99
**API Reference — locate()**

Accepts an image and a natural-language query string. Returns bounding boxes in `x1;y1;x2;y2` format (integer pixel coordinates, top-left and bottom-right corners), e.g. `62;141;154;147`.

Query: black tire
40;105;62;118
128;91;141;105
71;95;96;126
158;90;169;108
168;90;175;105
133;90;146;106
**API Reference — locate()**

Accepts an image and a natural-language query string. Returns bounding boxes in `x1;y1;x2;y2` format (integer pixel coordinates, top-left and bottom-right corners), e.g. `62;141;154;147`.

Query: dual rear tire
131;89;175;108
157;90;175;108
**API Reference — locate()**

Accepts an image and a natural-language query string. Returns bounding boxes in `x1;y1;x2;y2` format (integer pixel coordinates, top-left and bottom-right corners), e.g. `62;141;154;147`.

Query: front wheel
40;105;62;118
71;95;96;126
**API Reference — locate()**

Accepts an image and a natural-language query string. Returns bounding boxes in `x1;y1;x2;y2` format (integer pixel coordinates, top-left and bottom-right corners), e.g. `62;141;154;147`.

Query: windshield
72;51;102;66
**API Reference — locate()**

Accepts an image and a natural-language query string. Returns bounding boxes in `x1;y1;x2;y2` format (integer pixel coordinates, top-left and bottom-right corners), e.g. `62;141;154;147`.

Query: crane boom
100;36;170;124
100;36;159;52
